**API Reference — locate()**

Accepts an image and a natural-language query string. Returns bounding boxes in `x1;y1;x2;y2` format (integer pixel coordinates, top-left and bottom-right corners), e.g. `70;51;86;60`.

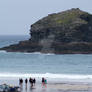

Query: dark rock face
1;8;92;54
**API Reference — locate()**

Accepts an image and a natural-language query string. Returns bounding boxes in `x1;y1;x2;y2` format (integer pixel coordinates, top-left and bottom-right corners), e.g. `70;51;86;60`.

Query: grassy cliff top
32;8;90;29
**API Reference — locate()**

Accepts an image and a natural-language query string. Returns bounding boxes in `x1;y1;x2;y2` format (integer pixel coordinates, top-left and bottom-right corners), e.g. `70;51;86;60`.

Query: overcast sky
0;0;92;35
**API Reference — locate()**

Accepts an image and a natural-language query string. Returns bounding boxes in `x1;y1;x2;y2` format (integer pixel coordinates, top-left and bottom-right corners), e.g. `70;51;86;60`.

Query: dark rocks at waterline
1;8;92;54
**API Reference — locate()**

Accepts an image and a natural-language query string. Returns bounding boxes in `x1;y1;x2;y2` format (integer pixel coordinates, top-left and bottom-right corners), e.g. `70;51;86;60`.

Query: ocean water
0;35;92;82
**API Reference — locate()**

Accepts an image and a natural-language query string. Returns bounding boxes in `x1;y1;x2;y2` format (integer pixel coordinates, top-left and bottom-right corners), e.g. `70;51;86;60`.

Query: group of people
42;77;47;87
19;78;36;88
19;77;47;88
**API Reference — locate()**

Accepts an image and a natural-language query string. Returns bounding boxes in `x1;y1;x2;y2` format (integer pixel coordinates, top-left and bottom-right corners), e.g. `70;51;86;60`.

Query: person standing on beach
25;78;28;90
19;78;23;90
44;79;47;84
19;78;23;85
42;77;45;86
25;78;28;84
29;78;33;88
29;77;32;84
33;78;36;85
42;77;47;88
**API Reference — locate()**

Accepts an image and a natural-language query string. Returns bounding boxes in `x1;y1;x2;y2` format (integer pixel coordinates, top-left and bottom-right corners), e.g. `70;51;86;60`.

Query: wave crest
0;73;92;80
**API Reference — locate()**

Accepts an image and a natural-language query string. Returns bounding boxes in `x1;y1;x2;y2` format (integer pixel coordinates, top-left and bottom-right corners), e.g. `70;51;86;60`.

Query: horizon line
0;34;30;36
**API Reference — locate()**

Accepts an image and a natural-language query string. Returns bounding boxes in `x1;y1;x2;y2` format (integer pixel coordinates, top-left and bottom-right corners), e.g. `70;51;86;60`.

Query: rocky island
1;8;92;54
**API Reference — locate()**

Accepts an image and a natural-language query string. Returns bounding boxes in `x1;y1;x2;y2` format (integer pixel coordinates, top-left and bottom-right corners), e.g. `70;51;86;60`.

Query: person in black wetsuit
29;78;33;88
19;78;23;85
25;78;28;90
42;77;45;85
33;78;36;85
25;78;28;84
19;78;23;90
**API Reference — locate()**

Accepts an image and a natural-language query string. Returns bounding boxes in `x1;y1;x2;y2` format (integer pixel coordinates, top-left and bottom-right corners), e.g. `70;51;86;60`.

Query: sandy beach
0;78;92;92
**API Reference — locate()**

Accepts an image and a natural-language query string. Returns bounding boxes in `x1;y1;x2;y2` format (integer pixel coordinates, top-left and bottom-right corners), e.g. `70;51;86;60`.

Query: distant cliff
1;8;92;54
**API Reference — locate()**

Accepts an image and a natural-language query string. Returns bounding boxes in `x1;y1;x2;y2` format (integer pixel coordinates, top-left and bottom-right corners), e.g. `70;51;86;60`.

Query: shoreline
0;73;92;84
0;78;92;92
2;50;92;55
2;49;92;54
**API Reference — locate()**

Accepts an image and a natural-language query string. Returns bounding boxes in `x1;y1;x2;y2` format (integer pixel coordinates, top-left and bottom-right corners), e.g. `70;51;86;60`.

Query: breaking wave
0;73;92;80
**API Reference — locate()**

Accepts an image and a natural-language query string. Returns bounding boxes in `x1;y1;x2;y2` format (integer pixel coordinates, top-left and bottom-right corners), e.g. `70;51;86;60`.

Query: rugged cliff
1;8;92;54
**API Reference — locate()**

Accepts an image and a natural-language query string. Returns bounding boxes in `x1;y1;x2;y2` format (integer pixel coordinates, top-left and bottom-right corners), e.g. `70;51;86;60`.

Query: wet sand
13;83;92;92
48;83;92;92
16;83;92;92
0;78;92;92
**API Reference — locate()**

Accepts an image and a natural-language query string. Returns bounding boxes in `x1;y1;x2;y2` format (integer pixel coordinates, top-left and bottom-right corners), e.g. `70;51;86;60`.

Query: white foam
0;50;7;53
0;73;92;80
0;51;55;56
24;52;55;55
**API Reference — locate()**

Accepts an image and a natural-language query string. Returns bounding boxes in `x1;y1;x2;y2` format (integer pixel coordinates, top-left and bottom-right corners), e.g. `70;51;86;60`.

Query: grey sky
0;0;92;35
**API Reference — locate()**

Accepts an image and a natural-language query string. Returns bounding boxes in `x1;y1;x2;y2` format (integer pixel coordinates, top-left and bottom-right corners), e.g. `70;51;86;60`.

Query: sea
0;35;92;83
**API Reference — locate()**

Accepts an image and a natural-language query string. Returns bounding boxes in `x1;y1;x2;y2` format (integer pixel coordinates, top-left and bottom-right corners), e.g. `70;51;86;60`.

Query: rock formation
1;8;92;54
